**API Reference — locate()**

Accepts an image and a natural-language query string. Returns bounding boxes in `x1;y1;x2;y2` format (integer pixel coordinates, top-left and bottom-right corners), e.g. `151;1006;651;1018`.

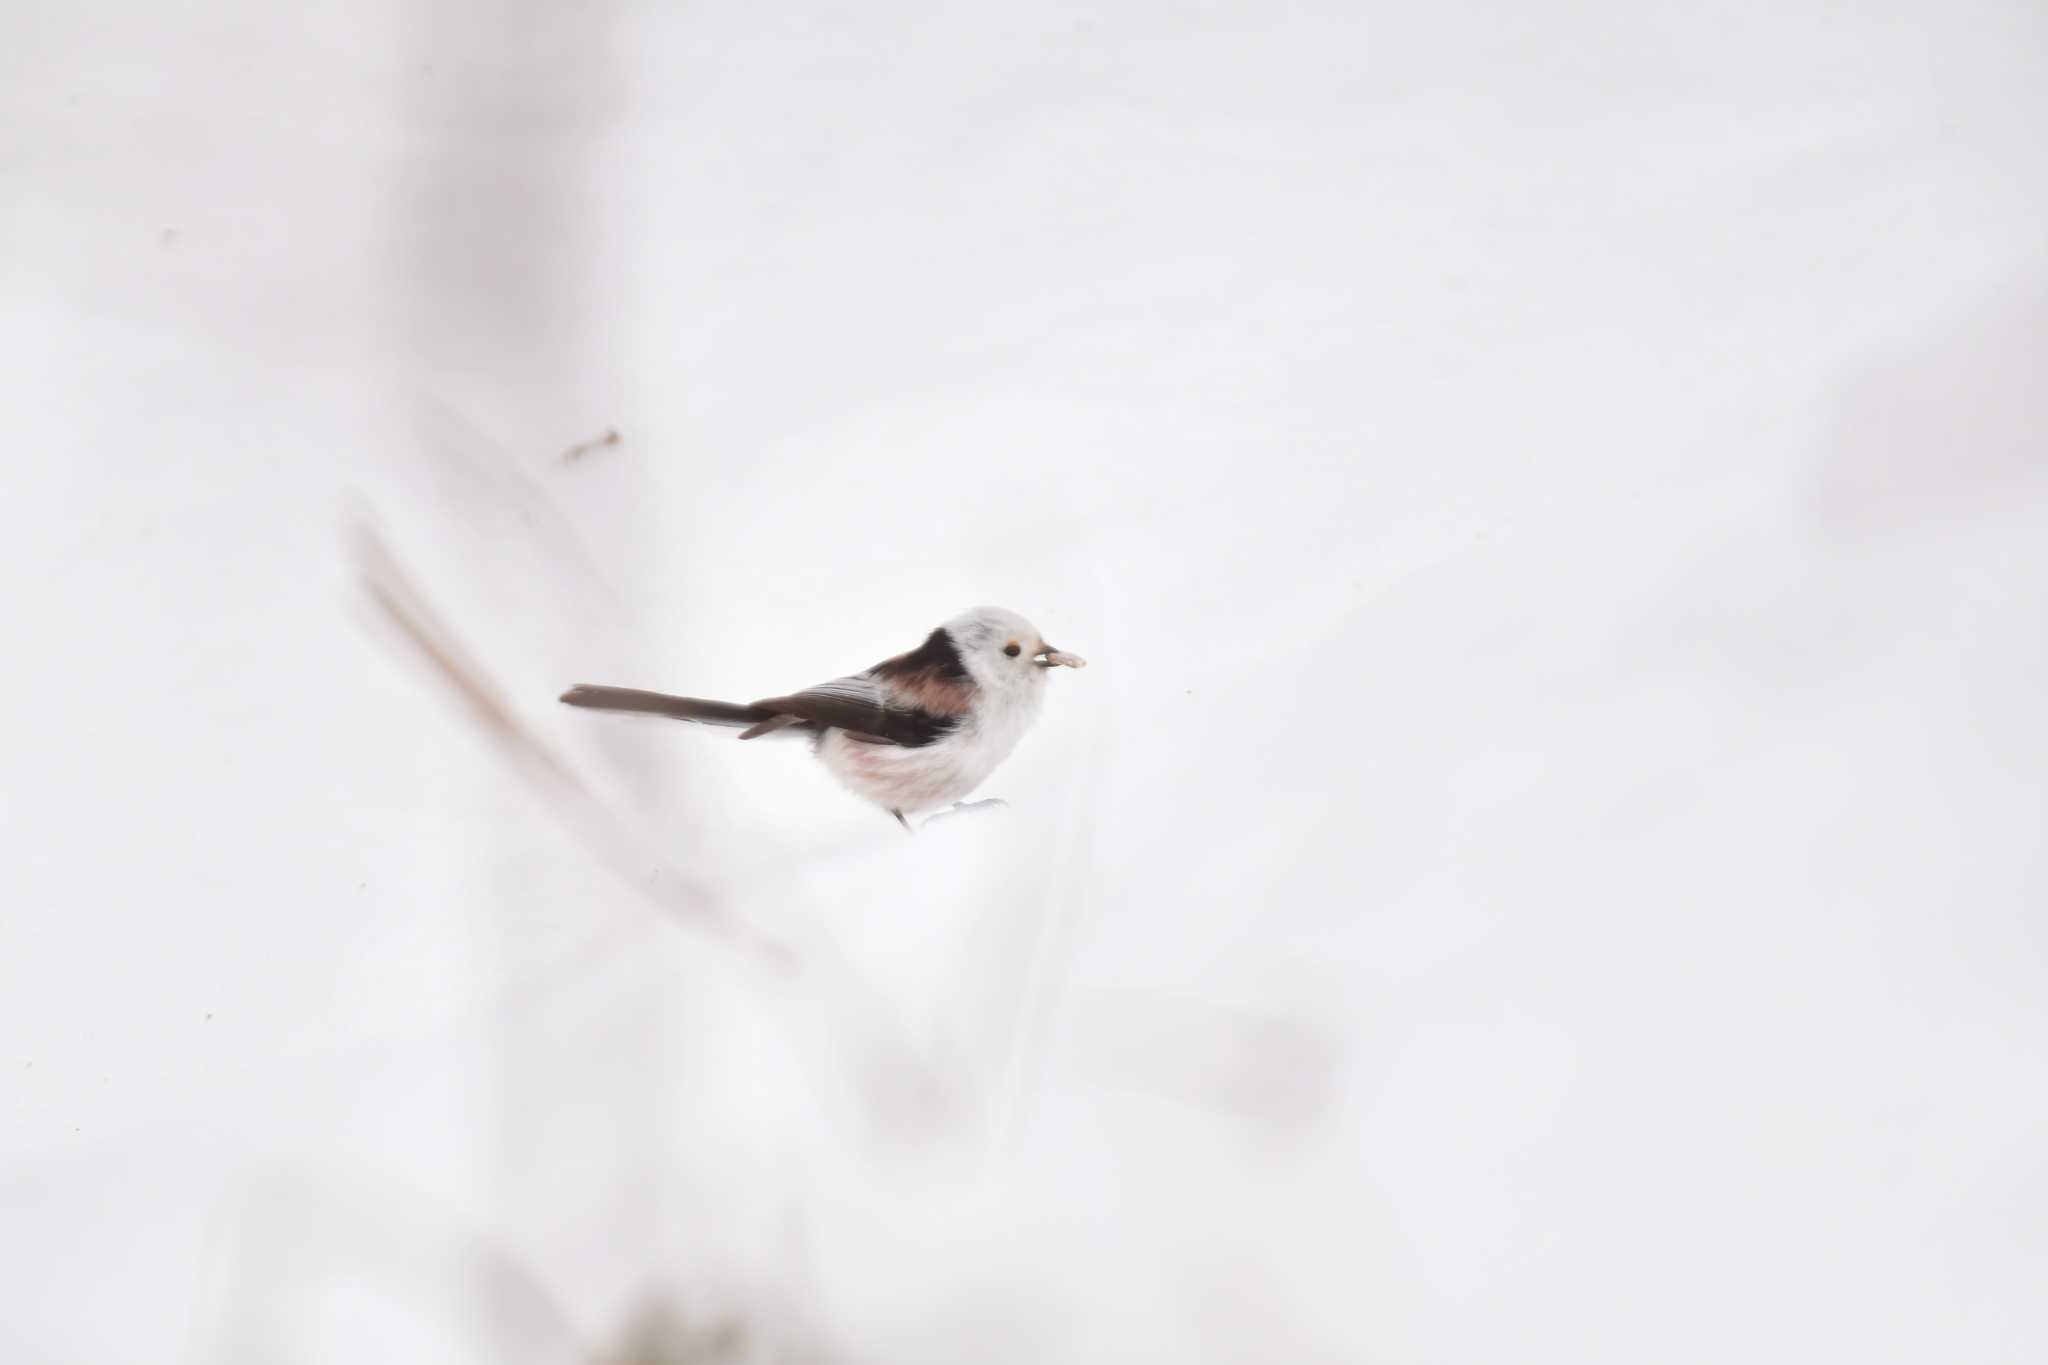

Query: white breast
814;689;1043;815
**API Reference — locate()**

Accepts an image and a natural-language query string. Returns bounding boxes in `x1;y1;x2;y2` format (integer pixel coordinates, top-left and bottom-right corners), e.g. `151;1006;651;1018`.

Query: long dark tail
558;685;771;729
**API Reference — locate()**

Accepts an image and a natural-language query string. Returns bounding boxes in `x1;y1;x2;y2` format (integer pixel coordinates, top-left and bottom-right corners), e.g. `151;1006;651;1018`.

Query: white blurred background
4;0;2046;1359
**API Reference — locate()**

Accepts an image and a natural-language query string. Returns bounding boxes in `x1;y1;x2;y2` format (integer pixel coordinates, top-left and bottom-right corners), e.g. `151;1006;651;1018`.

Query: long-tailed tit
560;606;1086;829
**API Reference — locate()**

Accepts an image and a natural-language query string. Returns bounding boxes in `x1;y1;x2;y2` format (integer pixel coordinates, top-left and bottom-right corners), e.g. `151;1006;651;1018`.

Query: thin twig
562;428;621;463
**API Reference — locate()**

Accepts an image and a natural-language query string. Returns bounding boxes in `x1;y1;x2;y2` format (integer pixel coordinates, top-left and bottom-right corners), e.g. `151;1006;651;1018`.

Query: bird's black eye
1004;641;1021;657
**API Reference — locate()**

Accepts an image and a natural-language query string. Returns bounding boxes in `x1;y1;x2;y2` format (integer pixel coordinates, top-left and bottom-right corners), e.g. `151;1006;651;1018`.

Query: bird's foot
920;798;1009;829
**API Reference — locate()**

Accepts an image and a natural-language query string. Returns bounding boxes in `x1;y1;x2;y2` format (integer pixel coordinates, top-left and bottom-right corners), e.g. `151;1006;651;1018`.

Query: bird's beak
1035;646;1087;669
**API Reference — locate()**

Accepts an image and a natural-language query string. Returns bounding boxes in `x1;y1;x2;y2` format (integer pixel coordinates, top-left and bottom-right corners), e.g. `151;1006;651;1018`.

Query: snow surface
4;0;2047;1359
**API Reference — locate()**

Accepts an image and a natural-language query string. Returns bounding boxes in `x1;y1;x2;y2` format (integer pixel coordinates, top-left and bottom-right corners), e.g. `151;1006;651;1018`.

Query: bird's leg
891;808;912;834
920;798;1008;829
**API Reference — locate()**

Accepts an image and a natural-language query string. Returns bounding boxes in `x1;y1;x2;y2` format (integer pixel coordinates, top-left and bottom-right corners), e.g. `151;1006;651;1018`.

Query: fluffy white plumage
560;605;1085;826
815;607;1060;816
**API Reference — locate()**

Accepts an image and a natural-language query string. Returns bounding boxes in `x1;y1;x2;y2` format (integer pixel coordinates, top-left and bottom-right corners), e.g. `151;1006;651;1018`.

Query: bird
559;606;1086;830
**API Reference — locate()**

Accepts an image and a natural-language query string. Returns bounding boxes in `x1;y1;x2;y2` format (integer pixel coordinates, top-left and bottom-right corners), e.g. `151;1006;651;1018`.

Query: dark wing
559;685;771;728
747;674;962;748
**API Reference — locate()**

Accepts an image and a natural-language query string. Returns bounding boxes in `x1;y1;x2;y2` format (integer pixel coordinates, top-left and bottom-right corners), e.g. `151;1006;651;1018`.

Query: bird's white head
942;605;1087;698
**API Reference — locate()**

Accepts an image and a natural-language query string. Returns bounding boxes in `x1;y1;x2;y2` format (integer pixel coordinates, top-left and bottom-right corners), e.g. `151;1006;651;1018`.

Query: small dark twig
562;428;621;463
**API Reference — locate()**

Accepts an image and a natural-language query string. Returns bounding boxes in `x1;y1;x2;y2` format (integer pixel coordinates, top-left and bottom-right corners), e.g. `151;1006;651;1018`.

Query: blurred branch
353;520;792;969
353;519;961;1147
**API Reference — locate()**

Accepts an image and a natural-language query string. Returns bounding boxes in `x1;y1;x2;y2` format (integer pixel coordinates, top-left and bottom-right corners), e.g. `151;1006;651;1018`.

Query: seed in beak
1035;647;1087;669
